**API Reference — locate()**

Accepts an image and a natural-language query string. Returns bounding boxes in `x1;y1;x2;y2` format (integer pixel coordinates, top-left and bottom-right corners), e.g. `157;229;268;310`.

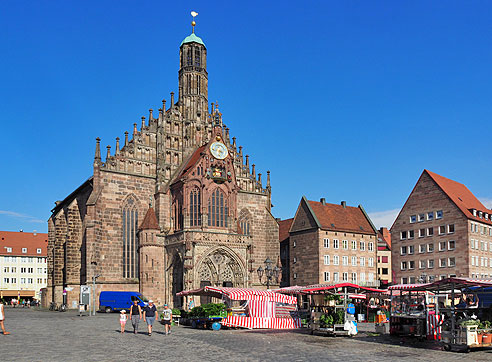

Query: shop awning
287;283;384;294
177;286;297;304
388;283;430;291
0;290;36;297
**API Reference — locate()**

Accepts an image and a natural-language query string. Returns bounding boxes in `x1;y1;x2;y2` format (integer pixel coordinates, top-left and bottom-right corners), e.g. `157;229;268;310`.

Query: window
194;47;201;67
293;257;297;264
333;255;339;265
21;257;27;263
342;272;348;281
436;210;443;219
427;227;434;236
400;231;407;240
475;240;479;249
27;278;33;284
3;278;8;284
419;244;426;253
408;245;414;255
351;256;357;266
21;278;26;284
122;197;139;279
448;224;455;233
418;213;425;222
6;247;12;253
439;226;446;235
449;257;456;267
28;267;33;273
439;241;446;251
323;238;330;248
333;272;339;282
427;212;434;221
368;257;374;267
368;242;374;252
471;256;475;266
351;240;357;250
37;278;42;283
333;239;339;249
428;243;434;252
324;255;330;265
408;260;415;269
382;268;388;275
22;247;27;253
470;239;475;249
324;272;330;282
410;215;417;223
368;273;374;282
419;229;426;238
189;188;202;227
293;241;296;248
28;257;33;262
360;272;366;282
11;278;16;284
293;273;297;279
342;240;348;250
408;230;415;239
400;246;407;255
37;268;42;273
3;267;8;273
208;188;228;228
351;272;357;283
428;259;434;268
440;258;446;268
382;256;388;263
419;260;426;269
360;241;365;251
342;256;348;266
360;257;365;266
448;240;455;250
11;267;16;273
37;248;42;254
21;267;26;273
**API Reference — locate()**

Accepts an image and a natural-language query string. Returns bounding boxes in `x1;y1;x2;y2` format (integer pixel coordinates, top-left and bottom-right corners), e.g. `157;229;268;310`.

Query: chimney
320;198;326;205
341;201;346;208
170;92;174;107
33;230;37;236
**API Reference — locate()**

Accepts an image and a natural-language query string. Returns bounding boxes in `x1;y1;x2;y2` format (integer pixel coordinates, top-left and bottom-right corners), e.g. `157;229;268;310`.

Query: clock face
210;141;228;159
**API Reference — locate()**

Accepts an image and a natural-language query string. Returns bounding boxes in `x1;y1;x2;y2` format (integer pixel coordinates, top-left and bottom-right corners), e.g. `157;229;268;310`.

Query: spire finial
191;11;198;34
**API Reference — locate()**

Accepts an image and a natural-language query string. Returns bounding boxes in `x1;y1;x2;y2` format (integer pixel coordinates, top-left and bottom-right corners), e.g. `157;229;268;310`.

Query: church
46;19;280;308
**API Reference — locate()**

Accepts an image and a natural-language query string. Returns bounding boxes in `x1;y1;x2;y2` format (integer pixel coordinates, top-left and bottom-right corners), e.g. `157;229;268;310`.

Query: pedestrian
188;298;195;311
119;310;128;334
129;299;142;334
143;300;158;336
0;303;10;335
162;304;173;335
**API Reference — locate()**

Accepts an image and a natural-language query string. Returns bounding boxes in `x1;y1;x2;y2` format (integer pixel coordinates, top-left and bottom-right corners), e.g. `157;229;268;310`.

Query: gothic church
47;23;280;308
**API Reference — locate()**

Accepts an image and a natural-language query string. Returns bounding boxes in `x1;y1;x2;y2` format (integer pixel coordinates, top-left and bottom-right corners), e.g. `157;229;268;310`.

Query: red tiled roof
0;231;48;257
307;200;375;235
179;144;207;178
425;169;492;225
139;208;159;230
378;227;391;249
278;218;293;243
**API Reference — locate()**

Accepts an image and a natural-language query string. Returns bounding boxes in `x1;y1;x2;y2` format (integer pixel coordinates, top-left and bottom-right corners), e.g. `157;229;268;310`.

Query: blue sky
1;1;492;233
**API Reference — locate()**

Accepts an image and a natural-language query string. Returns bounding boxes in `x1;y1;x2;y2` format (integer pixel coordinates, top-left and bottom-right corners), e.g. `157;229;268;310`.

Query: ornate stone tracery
195;247;245;288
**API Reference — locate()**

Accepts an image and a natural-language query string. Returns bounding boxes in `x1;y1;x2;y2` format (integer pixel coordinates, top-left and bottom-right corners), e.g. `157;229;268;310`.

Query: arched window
239;218;251;236
194;47;201;67
189;188;201;227
122;197;138;278
187;48;192;66
208;189;228;227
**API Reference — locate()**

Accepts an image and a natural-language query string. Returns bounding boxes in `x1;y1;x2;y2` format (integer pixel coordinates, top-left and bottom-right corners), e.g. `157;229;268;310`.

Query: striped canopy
275;283;383;295
176;286;297;304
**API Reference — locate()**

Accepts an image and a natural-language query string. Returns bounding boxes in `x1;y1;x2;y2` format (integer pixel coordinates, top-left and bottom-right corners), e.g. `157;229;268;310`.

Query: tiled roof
425;169;492;225
378;227;391;250
0;231;48;257
178;144;207;179
307;200;375;235
139;208;159;230
278;218;293;243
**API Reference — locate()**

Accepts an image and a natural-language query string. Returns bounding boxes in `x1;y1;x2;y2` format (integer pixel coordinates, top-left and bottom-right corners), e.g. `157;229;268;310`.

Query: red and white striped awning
176;287;297;304
388;283;430;291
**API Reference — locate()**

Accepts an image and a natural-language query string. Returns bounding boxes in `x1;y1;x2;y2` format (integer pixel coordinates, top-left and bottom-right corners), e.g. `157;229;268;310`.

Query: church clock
210;141;228;160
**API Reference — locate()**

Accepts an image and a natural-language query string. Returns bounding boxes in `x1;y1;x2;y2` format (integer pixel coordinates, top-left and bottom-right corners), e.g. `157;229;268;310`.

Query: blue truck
99;291;148;313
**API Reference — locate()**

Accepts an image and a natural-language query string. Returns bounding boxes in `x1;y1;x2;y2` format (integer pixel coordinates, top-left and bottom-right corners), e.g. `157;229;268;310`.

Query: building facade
289;197;378;287
0;231;48;302
376;227;392;286
47;24;279;309
391;169;492;284
278;218;293;287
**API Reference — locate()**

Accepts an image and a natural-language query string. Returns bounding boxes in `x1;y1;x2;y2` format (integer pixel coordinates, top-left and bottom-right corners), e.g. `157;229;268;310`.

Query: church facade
47;27;280;308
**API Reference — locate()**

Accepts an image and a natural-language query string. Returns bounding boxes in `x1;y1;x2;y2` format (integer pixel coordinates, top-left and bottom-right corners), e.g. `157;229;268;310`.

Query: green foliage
460;319;480;326
172;308;181;316
324;294;341;302
190;303;226;318
334;310;345;324
320;314;334;327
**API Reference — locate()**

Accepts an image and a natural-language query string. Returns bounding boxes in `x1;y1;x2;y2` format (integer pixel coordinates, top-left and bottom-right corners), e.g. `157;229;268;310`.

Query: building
376;227;392;286
289;197;378;287
278;218;293;287
0;231;48;302
47;20;279;309
391;169;492;284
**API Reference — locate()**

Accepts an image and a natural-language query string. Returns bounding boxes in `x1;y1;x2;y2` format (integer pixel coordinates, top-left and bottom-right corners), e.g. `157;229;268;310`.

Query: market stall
176;286;301;330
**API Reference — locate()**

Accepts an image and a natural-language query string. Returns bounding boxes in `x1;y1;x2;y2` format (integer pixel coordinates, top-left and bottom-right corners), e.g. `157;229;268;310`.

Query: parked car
99;291;148;313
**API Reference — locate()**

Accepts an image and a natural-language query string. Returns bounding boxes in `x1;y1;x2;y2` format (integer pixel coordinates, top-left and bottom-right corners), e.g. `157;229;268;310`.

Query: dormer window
479;211;483;218
22;248;27;253
473;209;477;216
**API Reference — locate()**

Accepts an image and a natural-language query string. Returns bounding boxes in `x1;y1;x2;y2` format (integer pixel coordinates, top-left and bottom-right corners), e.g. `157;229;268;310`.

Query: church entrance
171;254;183;308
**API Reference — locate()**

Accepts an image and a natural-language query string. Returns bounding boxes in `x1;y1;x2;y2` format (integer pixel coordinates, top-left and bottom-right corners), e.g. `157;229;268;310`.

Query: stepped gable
307;200;374;235
425;169;492;225
139;207;159;230
278;218;293;243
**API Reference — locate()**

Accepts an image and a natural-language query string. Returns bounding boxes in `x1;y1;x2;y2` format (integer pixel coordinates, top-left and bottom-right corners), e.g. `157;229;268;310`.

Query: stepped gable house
47;24;279;308
391;169;492;284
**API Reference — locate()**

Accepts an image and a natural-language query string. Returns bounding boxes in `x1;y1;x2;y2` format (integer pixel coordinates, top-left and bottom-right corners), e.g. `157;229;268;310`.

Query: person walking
119;310;128;334
143;300;157;336
129;299;142;334
162;304;173;335
0;303;10;335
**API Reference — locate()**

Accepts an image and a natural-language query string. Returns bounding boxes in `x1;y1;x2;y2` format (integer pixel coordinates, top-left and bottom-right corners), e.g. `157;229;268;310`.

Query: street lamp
92;274;101;316
257;257;280;289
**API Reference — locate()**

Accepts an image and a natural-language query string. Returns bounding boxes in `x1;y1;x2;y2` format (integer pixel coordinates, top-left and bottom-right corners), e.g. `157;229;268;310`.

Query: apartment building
377;227;392;285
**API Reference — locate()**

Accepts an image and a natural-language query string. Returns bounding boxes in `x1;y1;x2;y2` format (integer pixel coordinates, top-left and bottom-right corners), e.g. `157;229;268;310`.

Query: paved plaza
1;307;492;361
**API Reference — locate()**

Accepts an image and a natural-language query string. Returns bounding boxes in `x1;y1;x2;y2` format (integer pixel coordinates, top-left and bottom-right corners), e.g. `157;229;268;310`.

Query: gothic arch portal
195;246;246;289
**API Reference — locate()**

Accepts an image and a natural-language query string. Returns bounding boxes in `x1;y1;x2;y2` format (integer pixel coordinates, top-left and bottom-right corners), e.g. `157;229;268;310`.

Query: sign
80;285;91;305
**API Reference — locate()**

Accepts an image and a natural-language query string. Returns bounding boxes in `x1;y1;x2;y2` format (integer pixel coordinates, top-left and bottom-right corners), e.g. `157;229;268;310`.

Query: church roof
181;33;206;47
139;207;159;230
179;144;207;179
278;218;293;243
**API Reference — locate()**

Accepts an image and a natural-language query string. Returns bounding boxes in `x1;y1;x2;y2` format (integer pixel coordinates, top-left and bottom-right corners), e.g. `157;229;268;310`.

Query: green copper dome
181;33;206;47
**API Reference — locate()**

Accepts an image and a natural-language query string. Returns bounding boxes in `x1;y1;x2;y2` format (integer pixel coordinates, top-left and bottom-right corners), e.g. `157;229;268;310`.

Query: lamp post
92;274;100;316
256;257;280;290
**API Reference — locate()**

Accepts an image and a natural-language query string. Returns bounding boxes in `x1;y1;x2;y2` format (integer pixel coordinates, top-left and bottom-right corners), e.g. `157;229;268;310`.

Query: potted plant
482;321;492;344
320;313;334;328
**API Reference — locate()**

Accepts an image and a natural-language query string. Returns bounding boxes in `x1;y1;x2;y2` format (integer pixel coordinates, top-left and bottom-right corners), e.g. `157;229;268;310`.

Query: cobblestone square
2;307;492;361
